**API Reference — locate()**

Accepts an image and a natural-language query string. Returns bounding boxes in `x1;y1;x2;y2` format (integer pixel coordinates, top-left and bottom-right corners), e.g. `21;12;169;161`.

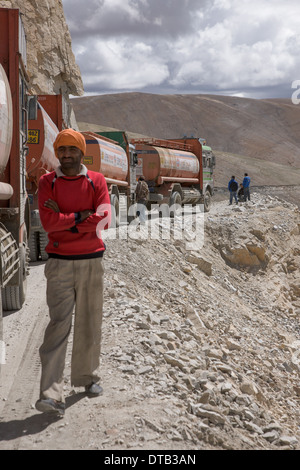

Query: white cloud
75;38;169;91
62;0;300;98
169;0;300;94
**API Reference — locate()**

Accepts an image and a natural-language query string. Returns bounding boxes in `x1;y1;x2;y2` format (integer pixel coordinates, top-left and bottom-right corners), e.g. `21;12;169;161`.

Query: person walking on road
35;129;111;416
228;176;239;205
135;175;149;224
243;173;251;201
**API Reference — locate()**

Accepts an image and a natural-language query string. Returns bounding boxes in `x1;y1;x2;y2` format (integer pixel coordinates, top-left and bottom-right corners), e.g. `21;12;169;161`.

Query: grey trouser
39;257;104;402
244;187;250;201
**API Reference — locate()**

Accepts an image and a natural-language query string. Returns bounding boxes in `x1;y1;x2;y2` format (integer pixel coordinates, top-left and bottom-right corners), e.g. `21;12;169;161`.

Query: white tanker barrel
0;64;14;199
0;183;13;200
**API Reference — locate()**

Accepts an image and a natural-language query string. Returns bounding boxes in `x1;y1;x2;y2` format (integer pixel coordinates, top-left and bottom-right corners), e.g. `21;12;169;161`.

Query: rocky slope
0;0;83;97
95;192;300;450
1;191;299;451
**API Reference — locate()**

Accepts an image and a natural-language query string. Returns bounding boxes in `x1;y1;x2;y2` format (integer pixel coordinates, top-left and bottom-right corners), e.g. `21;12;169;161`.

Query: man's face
56;145;82;174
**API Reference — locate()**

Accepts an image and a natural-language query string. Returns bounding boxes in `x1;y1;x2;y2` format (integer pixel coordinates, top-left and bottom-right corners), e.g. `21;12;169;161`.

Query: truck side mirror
28;95;38;120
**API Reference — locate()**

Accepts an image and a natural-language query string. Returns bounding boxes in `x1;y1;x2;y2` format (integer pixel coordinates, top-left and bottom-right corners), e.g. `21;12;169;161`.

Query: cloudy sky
61;0;300;99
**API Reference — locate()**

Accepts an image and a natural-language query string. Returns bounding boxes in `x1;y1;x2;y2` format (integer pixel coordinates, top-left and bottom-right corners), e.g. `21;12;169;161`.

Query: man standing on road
228;176;239;205
35;129;111;416
135;175;149;224
243;173;251;201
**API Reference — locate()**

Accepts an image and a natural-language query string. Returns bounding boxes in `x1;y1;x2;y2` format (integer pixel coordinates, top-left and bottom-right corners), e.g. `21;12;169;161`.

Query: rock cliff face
0;0;83;97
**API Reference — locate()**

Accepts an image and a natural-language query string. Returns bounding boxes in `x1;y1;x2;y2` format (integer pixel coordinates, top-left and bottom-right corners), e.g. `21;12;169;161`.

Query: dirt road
0;261;209;452
0;262;49;448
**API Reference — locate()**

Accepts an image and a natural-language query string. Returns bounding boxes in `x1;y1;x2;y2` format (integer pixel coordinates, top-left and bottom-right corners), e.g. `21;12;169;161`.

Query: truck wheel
29;231;39;262
110;194;120;227
0;288;3;373
204;190;211;212
169;191;182;218
2;232;28;311
39;231;49;261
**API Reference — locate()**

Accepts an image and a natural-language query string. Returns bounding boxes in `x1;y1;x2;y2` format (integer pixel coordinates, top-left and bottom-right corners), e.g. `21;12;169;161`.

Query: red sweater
38;166;111;258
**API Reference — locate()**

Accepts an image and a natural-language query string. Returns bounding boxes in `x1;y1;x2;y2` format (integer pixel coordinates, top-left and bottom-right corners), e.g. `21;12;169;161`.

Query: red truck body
0;8;31;311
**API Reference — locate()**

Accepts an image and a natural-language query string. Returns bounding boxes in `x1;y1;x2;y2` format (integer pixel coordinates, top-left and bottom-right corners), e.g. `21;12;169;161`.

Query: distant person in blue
242;173;251;201
228;176;239;205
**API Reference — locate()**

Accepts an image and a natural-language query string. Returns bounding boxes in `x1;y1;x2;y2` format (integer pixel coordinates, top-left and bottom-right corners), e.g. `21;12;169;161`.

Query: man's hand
44;200;93;221
79;210;94;221
44;199;60;213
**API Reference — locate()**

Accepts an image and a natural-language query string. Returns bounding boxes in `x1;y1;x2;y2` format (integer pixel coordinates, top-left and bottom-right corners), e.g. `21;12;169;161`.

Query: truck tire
0;288;3;374
169;191;182;218
204;190;211;212
2;236;28;311
29;231;39;262
149;193;164;202
39;231;49;261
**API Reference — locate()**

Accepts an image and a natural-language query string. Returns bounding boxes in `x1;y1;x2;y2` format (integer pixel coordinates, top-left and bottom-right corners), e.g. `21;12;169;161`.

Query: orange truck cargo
82;131;138;225
0;8;33;314
132;137;215;212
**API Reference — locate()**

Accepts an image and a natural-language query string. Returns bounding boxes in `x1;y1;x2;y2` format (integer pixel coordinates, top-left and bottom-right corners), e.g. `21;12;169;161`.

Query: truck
131;137;215;213
202;142;216;208
0;8;33;313
82;131;138;225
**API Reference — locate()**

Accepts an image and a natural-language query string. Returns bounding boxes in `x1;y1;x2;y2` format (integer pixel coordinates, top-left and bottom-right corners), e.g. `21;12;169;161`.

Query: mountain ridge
71;92;300;187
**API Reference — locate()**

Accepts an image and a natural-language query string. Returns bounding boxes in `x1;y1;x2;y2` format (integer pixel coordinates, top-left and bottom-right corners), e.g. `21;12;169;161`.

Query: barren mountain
71;93;300;187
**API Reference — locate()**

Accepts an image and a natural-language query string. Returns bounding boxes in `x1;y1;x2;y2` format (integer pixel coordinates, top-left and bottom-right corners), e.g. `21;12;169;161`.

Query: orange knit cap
53;129;86;158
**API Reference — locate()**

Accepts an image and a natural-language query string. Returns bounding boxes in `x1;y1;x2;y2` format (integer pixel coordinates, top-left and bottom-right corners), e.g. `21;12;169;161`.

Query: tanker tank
82;132;128;185
0;64;14;200
134;143;200;185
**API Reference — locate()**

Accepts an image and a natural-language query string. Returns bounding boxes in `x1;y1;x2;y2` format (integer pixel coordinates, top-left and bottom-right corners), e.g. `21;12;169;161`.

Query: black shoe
85;383;103;396
35;398;65;416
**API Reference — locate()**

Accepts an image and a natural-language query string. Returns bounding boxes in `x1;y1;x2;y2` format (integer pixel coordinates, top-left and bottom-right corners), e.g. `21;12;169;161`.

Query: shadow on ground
0;392;86;444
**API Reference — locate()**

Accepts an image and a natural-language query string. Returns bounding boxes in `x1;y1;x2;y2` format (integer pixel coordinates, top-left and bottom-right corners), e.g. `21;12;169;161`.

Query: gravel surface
0;187;299;451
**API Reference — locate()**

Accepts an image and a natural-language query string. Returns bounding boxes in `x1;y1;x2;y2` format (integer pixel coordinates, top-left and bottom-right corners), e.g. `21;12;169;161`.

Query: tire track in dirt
0;263;51;450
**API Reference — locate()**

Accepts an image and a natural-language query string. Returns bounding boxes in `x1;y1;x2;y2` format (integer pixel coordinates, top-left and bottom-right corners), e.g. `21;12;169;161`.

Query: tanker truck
132;137;215;213
0;8;33;313
82;131;138;225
